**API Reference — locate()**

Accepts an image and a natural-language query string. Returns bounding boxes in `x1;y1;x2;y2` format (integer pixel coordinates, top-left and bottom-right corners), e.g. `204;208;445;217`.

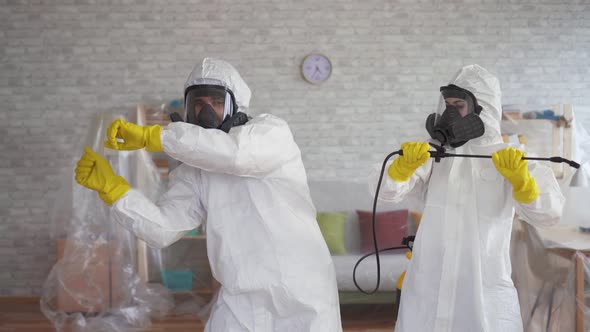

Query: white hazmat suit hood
184;57;251;114
373;65;564;332
180;58;251;131
448;64;503;147
110;58;343;331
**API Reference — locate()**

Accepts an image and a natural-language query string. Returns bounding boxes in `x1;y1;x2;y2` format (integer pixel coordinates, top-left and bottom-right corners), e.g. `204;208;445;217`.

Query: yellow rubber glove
492;147;540;204
103;119;163;152
75;147;131;206
388;142;431;182
396;251;412;290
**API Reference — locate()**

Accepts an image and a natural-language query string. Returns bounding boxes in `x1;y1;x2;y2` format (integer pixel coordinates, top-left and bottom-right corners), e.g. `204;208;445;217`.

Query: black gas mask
425;84;485;148
169;84;249;133
191;104;222;129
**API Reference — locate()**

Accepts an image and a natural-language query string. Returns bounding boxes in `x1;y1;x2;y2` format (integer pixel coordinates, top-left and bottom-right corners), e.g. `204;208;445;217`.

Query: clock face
301;54;332;84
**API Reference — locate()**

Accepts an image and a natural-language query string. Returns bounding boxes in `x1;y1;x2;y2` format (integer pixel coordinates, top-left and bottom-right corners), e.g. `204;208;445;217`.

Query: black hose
353;150;405;294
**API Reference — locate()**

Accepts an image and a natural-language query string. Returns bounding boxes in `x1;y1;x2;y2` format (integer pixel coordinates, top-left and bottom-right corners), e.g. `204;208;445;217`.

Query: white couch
308;181;415;303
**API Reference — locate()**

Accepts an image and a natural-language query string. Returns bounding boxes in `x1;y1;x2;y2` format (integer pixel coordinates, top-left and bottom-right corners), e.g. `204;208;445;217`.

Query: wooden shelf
149;282;215;294
173;289;216;295
182;235;206;240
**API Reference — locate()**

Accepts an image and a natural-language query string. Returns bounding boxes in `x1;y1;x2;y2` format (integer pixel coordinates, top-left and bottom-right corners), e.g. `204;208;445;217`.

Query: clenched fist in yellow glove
388;142;431;182
492;147;539;203
103;119;163;152
75;147;131;205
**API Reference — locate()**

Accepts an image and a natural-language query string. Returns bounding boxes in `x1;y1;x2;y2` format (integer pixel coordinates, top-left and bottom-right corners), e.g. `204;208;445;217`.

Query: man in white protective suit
372;64;565;332
74;58;343;331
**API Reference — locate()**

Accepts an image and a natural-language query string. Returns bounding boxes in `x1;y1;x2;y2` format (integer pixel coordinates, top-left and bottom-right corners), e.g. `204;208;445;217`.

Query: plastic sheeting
560;118;590;229
503;105;590;331
131;101;215;321
511;218;590;331
41;112;175;331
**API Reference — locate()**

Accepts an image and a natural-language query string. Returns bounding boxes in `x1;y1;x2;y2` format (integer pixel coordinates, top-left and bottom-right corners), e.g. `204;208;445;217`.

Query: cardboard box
56;239;121;313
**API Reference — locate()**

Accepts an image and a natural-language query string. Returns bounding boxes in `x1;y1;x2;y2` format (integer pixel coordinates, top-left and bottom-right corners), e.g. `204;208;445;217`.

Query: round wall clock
301;54;332;84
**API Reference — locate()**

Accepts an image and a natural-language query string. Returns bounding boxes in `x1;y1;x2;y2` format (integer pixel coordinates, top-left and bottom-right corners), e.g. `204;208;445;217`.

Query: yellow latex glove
396;251;412;290
75;147;131;205
388;142;431;182
492;147;540;203
103;119;163;152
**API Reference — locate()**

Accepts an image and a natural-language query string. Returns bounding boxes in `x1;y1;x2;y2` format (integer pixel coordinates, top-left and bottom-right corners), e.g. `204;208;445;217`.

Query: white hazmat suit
373;65;565;332
111;58;343;331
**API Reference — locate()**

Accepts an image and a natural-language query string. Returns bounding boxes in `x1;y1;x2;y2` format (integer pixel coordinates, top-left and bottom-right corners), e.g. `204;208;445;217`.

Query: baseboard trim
0;296;40;304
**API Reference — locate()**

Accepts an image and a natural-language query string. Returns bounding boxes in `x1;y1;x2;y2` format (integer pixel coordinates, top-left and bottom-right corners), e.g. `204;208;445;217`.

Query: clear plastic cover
501;104;590;331
511;218;590;331
41;111;175;331
560;116;590;229
132;101;214;322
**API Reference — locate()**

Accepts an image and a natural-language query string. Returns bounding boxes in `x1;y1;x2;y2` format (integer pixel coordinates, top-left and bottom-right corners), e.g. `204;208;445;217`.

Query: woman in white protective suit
372;65;565;332
74;58;343;331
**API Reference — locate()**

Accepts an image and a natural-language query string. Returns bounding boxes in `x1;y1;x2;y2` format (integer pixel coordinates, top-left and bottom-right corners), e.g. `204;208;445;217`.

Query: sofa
308;180;420;304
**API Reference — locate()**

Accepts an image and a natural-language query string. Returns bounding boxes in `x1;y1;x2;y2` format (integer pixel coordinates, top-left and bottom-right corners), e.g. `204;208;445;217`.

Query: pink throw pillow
357;210;408;254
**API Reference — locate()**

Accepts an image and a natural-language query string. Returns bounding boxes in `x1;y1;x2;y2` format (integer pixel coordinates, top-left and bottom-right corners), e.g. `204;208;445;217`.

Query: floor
0;298;395;332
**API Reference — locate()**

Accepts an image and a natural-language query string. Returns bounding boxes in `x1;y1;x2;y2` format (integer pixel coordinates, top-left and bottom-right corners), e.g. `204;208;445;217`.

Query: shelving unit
133;103;219;299
500;104;573;180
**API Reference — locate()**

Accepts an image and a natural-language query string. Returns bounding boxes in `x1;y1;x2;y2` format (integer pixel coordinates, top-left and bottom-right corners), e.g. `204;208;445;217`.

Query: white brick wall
2;0;590;296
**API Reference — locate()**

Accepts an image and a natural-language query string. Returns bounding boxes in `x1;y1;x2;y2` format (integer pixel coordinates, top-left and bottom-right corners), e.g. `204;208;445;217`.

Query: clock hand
313;66;321;80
